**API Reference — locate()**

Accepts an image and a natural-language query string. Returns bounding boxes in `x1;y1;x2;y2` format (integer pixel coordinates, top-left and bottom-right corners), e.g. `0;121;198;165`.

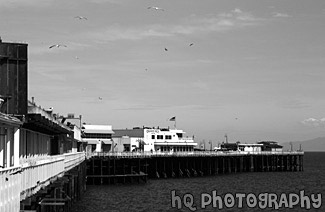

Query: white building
113;127;197;152
82;125;114;153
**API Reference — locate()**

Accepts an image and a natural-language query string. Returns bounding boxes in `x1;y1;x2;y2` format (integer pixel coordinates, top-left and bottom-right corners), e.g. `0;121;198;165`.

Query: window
157;135;163;139
151;135;155;139
165;135;172;139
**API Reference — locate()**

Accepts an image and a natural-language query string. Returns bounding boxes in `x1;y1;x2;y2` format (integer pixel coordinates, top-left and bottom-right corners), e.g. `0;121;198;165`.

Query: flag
169;116;176;121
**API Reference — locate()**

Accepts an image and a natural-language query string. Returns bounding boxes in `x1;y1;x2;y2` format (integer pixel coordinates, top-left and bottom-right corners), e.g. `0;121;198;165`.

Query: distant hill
280;137;325;152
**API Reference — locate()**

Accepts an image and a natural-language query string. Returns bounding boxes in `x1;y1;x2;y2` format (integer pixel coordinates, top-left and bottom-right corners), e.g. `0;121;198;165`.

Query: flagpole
169;116;176;129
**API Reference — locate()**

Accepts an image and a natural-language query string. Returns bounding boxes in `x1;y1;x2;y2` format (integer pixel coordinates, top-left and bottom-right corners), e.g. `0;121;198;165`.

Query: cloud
191;81;210;91
273;12;291;18
278;99;310;109
85;8;262;42
85;0;123;4
301;118;325;127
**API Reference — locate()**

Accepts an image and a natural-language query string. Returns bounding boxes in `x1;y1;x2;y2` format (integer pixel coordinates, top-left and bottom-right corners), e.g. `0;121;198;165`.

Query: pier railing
0;167;21;212
0;151;86;207
64;152;86;172
90;150;304;158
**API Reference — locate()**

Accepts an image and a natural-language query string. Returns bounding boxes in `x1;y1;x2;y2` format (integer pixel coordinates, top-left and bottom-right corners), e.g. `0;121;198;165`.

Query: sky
1;0;325;147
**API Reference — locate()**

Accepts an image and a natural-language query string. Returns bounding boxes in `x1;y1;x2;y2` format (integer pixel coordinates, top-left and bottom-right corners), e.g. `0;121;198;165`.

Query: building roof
113;128;144;138
0;112;23;126
83;124;114;134
238;143;263;146
258;141;283;148
23;104;72;135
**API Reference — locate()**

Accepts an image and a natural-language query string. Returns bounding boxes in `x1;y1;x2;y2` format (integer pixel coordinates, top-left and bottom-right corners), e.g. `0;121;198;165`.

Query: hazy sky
1;0;325;146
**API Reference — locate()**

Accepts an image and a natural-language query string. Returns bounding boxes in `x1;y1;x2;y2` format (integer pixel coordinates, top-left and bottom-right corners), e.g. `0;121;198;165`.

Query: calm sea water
71;152;325;212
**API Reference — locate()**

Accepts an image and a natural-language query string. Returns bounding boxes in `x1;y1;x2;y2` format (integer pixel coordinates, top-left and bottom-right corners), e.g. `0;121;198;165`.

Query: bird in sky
98;97;103;100
164;48;168;51
189;43;194;46
147;6;164;11
75;16;88;20
49;44;67;49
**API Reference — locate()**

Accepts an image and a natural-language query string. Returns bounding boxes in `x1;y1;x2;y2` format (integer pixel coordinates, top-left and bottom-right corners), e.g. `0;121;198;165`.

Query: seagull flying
49;44;67;49
75;16;88;20
147;6;164;11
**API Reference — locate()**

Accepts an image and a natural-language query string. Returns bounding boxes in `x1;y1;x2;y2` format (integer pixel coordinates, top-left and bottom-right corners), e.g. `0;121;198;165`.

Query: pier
86;151;304;185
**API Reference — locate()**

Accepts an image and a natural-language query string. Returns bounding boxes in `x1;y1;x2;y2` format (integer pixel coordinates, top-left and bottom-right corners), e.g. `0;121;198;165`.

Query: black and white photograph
0;0;325;211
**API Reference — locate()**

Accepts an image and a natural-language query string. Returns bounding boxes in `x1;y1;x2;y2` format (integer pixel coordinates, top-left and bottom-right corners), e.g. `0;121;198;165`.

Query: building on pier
113;127;197;152
219;141;283;152
68;123;86;153
258;141;283;152
82;124;115;153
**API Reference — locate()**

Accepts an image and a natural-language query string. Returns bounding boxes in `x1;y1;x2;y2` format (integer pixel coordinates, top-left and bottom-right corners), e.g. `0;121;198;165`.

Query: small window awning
85;140;99;145
83;139;113;145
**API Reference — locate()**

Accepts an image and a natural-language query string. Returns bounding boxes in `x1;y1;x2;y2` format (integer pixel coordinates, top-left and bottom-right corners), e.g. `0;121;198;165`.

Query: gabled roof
82;125;114;134
113;128;144;138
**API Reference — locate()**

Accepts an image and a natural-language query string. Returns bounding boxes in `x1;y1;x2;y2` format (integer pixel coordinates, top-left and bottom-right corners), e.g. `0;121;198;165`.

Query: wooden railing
0;152;86;210
0;167;21;212
20;154;65;200
64;152;86;172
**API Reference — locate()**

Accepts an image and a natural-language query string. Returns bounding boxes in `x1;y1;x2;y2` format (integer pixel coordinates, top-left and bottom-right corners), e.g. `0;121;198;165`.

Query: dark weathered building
0;40;28;116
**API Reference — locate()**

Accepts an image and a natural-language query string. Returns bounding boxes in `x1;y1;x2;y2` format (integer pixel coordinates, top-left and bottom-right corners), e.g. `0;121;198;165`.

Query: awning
24;114;72;135
102;140;113;144
83;129;115;134
83;139;113;145
84;140;99;145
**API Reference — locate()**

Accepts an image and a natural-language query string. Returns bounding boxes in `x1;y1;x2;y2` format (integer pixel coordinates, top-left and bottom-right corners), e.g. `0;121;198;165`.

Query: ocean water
71;152;325;212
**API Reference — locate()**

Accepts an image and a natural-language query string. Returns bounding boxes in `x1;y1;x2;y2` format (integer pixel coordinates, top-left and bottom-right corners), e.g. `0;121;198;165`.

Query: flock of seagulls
46;5;194;102
48;16;88;49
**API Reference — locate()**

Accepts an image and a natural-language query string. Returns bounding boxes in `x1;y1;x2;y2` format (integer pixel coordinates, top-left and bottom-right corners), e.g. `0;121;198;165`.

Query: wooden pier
86;151;304;184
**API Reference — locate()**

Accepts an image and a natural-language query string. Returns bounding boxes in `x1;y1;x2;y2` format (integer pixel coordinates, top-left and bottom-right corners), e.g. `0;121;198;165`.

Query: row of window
151;135;173;140
83;133;112;139
160;146;194;152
